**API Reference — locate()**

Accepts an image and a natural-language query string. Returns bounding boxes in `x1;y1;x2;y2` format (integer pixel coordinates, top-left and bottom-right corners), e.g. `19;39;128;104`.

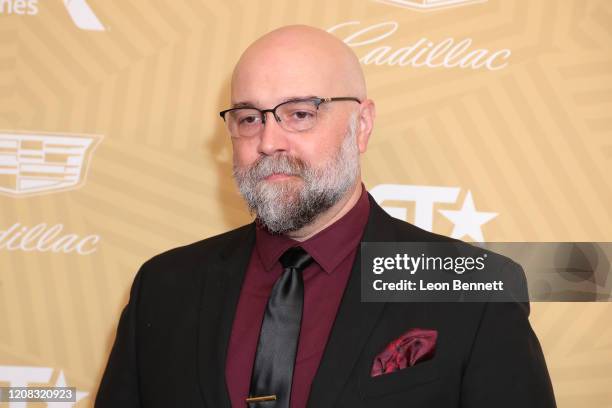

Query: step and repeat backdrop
1;0;611;406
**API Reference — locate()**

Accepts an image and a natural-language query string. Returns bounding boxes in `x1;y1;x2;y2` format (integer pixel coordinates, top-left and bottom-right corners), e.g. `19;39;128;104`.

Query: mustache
238;154;309;180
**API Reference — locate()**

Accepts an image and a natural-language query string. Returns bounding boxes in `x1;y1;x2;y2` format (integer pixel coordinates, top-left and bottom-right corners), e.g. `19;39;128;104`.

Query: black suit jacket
96;194;556;407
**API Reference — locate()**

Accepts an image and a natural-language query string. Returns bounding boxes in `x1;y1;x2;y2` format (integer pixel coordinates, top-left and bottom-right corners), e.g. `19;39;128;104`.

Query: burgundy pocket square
370;328;438;377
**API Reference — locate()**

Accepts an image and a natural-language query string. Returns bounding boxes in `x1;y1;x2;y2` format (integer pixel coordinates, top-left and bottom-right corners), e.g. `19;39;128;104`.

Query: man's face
231;99;361;234
229;57;362;233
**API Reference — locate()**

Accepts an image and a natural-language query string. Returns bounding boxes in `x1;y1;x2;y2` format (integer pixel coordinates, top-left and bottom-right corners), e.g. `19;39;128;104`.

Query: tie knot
279;246;313;271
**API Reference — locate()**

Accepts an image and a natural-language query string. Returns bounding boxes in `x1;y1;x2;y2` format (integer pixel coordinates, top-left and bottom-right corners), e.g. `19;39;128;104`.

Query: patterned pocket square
370;328;438;377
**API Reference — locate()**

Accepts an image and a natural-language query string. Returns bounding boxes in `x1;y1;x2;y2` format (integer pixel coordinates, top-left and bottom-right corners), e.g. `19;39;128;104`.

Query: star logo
439;191;497;242
51;370;89;407
370;184;498;241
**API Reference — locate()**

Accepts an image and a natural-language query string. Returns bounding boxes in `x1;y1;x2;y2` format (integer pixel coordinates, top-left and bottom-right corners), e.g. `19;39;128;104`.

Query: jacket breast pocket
361;360;439;398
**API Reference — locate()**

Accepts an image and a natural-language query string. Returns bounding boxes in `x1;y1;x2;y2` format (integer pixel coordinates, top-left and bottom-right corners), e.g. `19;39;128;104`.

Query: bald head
228;26;376;238
231;25;366;105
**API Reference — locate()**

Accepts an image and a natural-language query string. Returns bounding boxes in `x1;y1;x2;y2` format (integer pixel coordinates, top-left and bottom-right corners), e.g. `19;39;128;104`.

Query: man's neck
286;181;363;242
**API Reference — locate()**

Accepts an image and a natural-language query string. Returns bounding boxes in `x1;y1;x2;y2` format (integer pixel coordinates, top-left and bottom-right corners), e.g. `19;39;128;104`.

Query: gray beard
232;113;360;235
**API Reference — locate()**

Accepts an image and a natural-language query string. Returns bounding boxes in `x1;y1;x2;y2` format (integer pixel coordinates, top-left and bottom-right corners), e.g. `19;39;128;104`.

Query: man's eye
291;111;315;120
239;115;260;125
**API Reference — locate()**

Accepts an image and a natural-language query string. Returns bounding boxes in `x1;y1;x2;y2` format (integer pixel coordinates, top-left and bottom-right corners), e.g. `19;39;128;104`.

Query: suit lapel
198;224;256;408
307;196;394;408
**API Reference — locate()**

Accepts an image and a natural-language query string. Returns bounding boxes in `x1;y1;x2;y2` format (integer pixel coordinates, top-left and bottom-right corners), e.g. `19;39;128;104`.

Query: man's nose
257;112;289;156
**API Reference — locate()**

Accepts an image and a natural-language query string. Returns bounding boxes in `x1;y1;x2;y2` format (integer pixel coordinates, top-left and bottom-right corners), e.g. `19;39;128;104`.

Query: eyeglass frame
218;96;362;136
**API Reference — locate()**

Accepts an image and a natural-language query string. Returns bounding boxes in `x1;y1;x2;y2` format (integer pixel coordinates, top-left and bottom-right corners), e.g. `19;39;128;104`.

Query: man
96;25;556;407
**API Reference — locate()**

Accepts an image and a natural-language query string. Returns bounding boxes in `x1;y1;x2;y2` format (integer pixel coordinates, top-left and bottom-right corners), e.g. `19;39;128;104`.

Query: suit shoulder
140;223;253;271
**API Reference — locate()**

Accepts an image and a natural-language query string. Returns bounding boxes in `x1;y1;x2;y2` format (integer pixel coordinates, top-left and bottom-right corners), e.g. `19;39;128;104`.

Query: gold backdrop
1;1;611;406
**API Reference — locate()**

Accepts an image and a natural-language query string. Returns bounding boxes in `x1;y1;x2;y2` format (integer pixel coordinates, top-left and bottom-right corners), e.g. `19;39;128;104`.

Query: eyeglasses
219;96;361;138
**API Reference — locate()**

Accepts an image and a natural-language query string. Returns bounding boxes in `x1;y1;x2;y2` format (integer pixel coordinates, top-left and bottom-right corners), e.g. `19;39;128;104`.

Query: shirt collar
255;183;370;274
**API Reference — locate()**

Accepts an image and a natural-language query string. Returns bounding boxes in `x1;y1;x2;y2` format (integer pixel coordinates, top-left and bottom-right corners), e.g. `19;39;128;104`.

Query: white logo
370;184;498;242
0;131;101;197
0;0;38;15
0;366;88;407
375;0;487;11
0;222;100;255
328;21;511;70
63;0;105;31
0;1;105;31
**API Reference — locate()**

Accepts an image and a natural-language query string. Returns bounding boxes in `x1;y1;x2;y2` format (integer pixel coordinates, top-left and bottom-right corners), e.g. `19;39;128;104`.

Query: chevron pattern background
0;1;611;406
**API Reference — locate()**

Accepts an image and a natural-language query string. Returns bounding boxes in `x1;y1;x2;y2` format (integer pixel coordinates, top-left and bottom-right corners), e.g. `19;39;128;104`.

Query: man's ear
357;99;376;153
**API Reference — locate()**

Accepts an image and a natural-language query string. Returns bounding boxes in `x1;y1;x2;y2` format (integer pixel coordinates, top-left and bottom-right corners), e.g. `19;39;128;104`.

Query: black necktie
247;246;314;407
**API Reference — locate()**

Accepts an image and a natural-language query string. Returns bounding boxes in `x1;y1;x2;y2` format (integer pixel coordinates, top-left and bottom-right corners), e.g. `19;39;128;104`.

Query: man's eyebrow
231;95;319;109
231;101;256;108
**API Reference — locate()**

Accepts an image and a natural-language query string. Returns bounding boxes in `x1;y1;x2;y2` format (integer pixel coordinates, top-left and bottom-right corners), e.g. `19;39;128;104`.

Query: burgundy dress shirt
225;186;370;408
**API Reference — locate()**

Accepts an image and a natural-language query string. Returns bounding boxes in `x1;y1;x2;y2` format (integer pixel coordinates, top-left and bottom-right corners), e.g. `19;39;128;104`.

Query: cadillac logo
0;131;101;197
375;0;487;11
